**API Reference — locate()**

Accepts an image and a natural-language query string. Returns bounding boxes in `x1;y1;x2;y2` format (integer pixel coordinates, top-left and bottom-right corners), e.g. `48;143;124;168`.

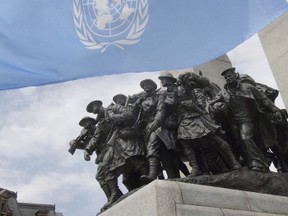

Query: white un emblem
73;0;149;52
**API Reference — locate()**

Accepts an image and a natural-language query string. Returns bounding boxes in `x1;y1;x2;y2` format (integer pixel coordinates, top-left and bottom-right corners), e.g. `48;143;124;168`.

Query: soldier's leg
210;134;241;171
133;156;149;178
141;131;161;183
179;139;202;176
229;122;248;166
122;171;140;191
270;145;288;173
96;163;111;202
160;145;180;179
101;171;123;211
239;122;268;171
123;156;148;190
178;158;190;176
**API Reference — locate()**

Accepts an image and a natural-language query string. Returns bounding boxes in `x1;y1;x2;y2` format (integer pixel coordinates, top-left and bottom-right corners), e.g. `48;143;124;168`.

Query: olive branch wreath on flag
73;0;149;52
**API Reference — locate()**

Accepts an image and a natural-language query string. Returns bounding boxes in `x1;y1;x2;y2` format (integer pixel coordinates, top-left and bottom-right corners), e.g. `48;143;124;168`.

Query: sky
0;34;286;216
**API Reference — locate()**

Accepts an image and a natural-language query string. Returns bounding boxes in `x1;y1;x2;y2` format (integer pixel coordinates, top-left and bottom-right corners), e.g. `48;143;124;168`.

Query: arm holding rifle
68;128;89;155
68;117;97;155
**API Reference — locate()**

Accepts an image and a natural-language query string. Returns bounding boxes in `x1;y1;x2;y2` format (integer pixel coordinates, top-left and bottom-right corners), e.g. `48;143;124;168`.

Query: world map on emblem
82;0;138;38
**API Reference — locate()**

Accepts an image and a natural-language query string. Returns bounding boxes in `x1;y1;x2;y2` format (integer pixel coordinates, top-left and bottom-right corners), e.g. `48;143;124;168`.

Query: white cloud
17;171;95;202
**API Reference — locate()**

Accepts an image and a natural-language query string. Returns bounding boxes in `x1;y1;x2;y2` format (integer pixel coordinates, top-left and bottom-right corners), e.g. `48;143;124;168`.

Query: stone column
258;12;288;108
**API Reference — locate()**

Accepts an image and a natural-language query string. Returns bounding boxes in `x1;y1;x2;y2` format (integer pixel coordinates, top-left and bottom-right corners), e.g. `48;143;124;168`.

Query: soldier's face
143;84;155;93
92;105;100;114
161;78;171;87
115;98;126;106
224;72;237;84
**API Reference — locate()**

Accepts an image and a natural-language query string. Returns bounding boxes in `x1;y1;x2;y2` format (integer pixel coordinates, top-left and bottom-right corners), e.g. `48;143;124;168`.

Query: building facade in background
0;188;63;216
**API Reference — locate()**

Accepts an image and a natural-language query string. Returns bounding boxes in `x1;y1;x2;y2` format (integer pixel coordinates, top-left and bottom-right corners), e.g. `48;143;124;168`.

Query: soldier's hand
69;140;76;147
273;110;283;122
84;150;91;161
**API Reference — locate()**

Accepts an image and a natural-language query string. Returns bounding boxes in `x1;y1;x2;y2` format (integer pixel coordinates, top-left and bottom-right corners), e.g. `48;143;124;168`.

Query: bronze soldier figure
154;73;189;178
130;79;164;183
211;68;283;172
84;100;123;211
106;94;148;191
131;78;185;183
177;72;241;176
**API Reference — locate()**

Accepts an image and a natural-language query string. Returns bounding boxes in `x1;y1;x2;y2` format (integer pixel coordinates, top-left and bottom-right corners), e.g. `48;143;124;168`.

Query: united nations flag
0;0;287;90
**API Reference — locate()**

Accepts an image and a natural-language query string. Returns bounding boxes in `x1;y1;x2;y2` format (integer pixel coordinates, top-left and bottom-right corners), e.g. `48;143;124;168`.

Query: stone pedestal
99;180;288;216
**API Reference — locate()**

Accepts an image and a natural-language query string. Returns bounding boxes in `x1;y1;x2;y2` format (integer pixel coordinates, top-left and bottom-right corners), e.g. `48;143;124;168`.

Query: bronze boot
100;183;111;202
140;157;160;184
186;148;202;176
217;140;241;171
100;179;123;212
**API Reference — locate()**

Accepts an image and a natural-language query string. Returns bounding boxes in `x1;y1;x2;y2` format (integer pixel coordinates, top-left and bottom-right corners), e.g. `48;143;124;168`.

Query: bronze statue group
69;68;288;213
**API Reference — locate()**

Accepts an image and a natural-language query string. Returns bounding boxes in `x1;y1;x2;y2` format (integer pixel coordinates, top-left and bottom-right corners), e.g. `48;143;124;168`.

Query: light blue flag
0;0;287;90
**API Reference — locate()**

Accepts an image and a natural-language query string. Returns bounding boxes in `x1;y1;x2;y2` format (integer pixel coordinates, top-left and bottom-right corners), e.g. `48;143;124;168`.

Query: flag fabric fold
0;0;287;90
